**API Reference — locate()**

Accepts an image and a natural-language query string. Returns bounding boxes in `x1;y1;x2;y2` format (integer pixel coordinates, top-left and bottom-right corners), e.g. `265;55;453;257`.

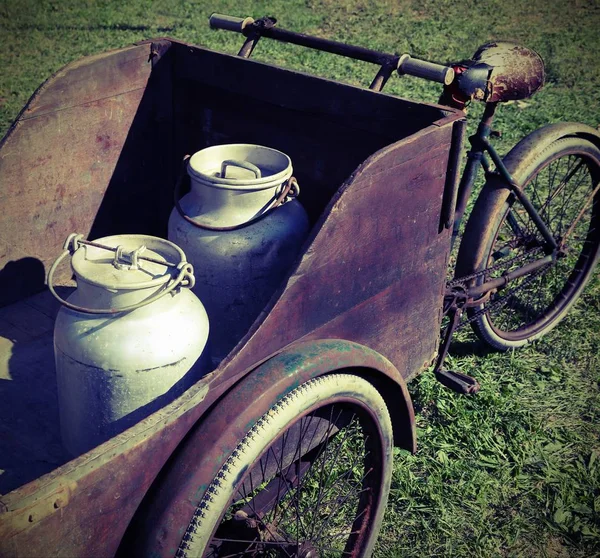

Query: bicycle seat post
451;102;498;246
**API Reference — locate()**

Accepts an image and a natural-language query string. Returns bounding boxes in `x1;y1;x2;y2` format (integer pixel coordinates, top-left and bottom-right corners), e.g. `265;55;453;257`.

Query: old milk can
168;144;310;359
51;234;210;456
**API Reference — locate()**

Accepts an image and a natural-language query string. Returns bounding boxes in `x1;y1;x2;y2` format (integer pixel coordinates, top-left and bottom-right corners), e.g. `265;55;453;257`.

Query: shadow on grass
2;23;175;32
449;337;495;358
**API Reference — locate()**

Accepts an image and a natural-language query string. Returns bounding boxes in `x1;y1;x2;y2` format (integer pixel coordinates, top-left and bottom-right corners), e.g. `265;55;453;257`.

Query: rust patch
95;133;112;150
0;482;76;540
472;41;545;103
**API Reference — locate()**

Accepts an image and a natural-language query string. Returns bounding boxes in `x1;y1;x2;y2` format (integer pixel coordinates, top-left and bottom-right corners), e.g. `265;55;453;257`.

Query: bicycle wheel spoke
465;141;600;347
311;405;343;538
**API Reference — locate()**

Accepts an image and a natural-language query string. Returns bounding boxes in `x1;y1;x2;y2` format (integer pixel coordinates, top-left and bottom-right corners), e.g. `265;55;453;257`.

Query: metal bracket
113;245;147;270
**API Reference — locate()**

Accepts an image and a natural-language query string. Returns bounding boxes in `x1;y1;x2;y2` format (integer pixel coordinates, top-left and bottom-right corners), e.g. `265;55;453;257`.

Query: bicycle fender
126;339;415;558
501;122;600;176
473;121;600;236
224;338;416;452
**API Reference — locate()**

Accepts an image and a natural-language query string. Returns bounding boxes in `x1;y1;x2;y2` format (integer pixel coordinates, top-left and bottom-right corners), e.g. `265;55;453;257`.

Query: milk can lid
71;235;186;290
187;143;292;189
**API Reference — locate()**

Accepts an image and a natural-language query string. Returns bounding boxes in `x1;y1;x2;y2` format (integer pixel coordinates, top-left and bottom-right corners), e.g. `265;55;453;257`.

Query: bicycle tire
177;374;393;558
456;136;600;350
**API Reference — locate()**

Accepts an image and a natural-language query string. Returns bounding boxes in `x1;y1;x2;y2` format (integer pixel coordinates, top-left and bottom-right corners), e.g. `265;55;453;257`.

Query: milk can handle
174;155;300;231
220;159;262;179
47;234;195;315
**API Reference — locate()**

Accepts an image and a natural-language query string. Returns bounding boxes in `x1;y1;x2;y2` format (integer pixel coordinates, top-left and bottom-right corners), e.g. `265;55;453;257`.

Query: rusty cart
1;13;599;557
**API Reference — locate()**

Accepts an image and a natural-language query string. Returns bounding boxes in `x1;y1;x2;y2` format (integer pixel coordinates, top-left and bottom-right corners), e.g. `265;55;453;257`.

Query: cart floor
0;289;71;496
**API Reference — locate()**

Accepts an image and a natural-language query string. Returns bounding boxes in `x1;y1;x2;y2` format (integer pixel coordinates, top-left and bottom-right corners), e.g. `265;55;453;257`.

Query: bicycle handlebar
209;13;454;86
209;13;255;32
397;54;454;85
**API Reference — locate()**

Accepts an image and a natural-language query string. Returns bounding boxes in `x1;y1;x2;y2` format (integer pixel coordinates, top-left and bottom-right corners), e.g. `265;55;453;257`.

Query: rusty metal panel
0;43;171;307
220;122;456;381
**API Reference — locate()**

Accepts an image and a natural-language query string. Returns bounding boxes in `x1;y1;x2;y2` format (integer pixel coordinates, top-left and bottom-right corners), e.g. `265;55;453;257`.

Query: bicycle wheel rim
482;146;600;341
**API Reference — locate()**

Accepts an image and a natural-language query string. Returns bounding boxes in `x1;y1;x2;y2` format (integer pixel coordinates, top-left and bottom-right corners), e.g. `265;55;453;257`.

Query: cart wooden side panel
220;122;455;381
0;44;173;305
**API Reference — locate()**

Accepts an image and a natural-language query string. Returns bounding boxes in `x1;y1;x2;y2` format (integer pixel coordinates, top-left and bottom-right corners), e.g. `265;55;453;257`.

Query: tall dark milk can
168;144;310;359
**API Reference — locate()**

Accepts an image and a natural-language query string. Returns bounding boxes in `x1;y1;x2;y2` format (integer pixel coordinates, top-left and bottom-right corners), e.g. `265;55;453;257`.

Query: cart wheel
457;137;600;350
177;374;393;558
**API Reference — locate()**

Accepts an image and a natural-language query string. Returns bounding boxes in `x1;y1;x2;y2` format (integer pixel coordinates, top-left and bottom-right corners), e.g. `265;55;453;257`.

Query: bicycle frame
449;101;558;298
210;13;559;302
434;102;562;391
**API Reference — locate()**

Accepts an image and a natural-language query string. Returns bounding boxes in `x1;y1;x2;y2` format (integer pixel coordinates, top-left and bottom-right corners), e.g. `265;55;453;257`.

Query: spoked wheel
177;374;393;558
457;137;600;350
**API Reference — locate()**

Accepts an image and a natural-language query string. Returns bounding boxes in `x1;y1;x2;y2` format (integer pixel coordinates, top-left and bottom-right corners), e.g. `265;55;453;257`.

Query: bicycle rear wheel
456;137;600;350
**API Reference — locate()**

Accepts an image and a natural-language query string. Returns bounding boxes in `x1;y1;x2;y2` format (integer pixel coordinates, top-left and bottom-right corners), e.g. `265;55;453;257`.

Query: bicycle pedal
434;369;480;394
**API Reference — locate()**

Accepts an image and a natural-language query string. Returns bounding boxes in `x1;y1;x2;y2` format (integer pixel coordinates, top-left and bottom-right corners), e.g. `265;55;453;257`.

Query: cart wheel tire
177;374;393;558
456;137;600;350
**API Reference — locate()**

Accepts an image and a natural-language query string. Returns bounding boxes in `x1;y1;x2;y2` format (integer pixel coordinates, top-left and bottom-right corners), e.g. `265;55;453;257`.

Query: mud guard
456;121;600;277
122;338;415;558
501;122;600;171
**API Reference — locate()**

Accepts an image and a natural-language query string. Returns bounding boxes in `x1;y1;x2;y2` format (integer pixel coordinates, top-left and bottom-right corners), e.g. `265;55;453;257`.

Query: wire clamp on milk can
48;233;196;314
51;233;210;456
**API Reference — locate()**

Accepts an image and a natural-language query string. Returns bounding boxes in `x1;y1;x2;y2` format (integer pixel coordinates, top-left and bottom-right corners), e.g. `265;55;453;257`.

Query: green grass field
1;1;599;556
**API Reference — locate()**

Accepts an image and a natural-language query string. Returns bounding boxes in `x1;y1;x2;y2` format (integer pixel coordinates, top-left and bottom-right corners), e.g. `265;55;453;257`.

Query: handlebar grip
209;13;255;32
398;54;455;85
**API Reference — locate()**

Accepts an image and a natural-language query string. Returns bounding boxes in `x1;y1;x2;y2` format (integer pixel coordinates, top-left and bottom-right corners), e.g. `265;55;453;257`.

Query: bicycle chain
445;245;552;331
454;259;552;330
447;245;543;288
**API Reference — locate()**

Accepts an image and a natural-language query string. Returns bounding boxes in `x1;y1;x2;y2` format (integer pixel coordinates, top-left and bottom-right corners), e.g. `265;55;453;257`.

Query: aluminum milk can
168;144;310;359
51;234;210;456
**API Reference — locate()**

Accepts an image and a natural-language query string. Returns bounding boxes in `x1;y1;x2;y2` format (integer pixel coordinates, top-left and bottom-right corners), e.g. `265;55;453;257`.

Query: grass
1;0;599;556
380;296;600;556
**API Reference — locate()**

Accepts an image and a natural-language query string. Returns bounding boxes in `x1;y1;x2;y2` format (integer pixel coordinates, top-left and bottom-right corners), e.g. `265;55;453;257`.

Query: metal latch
113;245;147;270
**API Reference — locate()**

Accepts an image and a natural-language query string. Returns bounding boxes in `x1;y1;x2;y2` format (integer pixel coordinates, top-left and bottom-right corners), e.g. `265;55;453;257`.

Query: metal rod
467;254;554;298
369;62;396;91
440;118;467;230
561;178;600;245
432;308;463;375
450;103;498;246
482;137;558;250
211;14;453;83
252;25;396;66
238;33;261;57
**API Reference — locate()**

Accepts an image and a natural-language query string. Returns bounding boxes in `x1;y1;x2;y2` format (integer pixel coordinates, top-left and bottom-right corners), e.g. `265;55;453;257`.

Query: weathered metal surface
471;41;545;103
0;42;174;307
122;339;414;557
169;145;310;359
0;37;463;557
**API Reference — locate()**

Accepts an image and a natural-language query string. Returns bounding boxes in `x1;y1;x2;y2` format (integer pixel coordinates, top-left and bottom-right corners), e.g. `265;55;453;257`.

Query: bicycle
207;14;600;394
1;13;598;558
434;43;600;391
